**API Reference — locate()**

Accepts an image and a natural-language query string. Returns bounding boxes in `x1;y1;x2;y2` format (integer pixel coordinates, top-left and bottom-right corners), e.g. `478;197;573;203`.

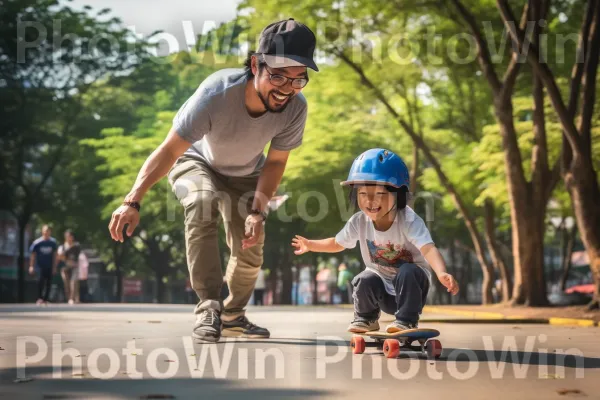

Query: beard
257;89;292;113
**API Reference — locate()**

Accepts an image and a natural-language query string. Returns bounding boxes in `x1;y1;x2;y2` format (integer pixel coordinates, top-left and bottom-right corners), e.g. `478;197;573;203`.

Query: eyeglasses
263;65;309;89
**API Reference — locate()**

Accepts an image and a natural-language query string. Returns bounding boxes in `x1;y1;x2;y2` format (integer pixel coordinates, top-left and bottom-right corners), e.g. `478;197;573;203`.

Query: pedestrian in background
337;263;354;304
29;225;58;305
78;249;90;302
58;230;81;305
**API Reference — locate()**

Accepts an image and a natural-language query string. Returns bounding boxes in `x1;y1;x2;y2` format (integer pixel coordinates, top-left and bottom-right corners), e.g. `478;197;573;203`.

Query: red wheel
426;339;443;359
383;339;400;358
351;336;366;354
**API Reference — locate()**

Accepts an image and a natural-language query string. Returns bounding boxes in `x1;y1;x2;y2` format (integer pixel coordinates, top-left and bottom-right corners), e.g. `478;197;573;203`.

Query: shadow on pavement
0;366;330;400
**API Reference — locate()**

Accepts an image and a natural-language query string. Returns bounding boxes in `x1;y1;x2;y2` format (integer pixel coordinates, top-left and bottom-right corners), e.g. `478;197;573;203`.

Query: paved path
0;304;598;399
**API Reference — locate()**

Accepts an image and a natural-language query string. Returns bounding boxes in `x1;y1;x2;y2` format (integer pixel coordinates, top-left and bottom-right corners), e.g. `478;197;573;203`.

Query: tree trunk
448;241;457;305
455;239;493;304
115;268;123;303
484;199;512;303
494;104;548;306
17;219;27;303
113;242;124;302
508;203;548;306
145;238;170;304
155;269;166;303
567;158;600;309
479;256;493;305
559;222;577;292
463;248;473;304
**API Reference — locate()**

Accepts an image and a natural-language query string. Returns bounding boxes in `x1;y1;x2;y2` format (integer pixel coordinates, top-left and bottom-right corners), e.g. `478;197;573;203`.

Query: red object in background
123;278;142;296
565;284;595;295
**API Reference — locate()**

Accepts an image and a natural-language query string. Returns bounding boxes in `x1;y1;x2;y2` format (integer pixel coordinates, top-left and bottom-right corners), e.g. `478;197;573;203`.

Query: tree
496;0;600;309
441;0;565;305
0;0;151;301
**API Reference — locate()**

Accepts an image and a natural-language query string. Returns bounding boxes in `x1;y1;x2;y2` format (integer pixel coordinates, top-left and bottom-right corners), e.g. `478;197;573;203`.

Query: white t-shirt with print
335;207;434;295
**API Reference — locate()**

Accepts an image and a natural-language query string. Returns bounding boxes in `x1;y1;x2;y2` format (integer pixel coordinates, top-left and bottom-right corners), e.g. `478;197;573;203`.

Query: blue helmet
341;148;410;189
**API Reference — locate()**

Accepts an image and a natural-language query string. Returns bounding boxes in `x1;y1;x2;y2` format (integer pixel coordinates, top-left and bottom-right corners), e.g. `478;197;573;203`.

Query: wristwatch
123;201;141;212
250;209;268;221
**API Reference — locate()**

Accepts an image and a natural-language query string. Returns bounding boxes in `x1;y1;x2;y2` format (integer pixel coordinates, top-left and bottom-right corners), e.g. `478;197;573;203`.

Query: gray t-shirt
173;68;307;177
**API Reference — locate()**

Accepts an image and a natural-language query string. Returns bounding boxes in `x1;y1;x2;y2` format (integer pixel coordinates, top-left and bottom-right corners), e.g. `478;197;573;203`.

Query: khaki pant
168;156;264;319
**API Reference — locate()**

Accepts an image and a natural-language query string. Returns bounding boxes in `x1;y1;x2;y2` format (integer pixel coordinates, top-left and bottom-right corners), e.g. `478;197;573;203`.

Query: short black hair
64;229;75;238
348;184;410;211
243;50;266;78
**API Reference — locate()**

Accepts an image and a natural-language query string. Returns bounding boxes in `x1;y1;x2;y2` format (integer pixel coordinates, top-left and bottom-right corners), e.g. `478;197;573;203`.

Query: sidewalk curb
422;306;599;327
547;317;597;327
419;318;550;324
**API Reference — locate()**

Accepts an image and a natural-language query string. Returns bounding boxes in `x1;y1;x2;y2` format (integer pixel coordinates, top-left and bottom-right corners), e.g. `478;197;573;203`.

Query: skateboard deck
350;328;442;358
360;328;440;340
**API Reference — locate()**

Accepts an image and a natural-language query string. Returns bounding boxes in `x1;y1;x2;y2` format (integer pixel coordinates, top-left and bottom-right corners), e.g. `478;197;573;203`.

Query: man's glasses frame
262;64;309;89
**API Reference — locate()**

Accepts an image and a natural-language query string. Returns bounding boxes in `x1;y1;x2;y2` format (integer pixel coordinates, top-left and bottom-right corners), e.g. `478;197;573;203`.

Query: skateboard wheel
383;339;400;358
351;336;366;354
426;339;442;359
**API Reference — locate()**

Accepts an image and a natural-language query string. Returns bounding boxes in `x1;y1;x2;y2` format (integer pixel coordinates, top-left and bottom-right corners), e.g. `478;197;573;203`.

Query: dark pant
79;280;89;303
254;289;264;305
352;264;430;323
37;268;52;301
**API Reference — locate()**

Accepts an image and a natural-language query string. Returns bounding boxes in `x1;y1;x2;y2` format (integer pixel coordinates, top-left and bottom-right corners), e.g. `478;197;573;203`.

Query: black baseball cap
257;18;319;72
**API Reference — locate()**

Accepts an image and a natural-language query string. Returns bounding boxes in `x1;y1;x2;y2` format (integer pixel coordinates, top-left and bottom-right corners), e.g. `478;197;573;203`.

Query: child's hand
291;235;310;255
437;272;459;295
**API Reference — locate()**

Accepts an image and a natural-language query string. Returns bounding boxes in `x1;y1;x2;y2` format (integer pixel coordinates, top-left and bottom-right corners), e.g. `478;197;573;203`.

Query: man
29;225;58;305
108;19;318;342
58;229;82;304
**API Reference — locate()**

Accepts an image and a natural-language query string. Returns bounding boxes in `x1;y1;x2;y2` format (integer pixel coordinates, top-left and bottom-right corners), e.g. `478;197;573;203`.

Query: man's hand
242;214;264;250
109;204;140;242
291;235;310;255
438;272;459;295
28;266;34;276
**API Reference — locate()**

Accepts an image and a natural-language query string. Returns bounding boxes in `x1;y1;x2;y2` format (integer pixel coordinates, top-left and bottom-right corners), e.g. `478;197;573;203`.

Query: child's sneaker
385;320;417;333
347;318;380;333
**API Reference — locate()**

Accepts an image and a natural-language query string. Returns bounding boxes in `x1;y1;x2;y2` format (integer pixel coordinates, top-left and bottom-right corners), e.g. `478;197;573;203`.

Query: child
292;148;459;333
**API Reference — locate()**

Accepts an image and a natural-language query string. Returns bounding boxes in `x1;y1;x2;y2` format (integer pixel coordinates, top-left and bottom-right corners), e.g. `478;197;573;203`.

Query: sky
62;0;243;54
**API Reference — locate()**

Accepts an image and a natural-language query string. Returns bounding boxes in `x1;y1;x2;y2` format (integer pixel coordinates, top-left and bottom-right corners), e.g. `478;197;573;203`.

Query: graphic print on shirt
39;245;54;255
366;239;414;268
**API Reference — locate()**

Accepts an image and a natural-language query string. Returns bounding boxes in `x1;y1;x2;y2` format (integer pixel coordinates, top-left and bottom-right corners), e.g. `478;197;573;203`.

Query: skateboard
350;328;442;359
